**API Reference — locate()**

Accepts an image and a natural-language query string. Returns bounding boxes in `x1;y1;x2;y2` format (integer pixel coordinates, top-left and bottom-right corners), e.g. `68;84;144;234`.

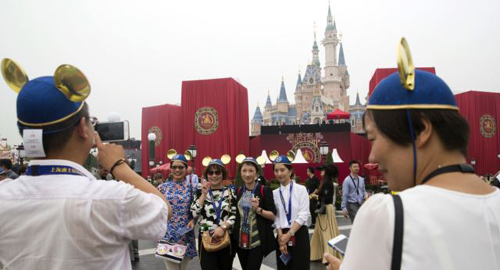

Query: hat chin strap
406;110;417;186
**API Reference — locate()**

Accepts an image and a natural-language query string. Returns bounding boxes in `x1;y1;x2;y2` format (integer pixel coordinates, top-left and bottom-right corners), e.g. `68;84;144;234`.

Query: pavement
132;211;352;270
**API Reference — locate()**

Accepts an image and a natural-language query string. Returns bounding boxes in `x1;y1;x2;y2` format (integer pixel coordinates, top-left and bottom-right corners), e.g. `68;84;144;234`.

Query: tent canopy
327;109;350;120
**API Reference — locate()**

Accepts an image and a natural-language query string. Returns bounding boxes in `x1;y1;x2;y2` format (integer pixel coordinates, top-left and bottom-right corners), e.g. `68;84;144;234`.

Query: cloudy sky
1;0;499;146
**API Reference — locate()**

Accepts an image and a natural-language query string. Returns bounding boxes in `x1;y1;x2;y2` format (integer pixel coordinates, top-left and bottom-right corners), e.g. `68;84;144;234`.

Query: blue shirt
341;174;366;210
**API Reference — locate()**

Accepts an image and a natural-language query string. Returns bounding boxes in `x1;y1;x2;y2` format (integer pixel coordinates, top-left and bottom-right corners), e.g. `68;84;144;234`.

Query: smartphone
328;234;348;256
95;121;130;142
279;253;292;265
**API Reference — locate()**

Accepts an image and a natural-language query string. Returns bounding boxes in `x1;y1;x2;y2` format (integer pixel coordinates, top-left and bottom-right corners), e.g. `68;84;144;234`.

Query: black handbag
315;200;326;215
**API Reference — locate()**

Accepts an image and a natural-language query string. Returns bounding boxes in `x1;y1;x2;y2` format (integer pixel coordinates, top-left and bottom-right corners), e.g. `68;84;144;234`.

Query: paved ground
132;211;352;270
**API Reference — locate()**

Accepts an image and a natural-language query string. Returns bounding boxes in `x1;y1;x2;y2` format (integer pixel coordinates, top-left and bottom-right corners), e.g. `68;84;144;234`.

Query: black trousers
236;245;264;270
199;235;233;270
347;202;361;222
309;198;318;224
275;226;310;270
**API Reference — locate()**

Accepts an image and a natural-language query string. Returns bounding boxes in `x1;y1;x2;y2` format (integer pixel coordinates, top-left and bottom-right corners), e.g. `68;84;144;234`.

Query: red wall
368;67;436;97
455;91;500;175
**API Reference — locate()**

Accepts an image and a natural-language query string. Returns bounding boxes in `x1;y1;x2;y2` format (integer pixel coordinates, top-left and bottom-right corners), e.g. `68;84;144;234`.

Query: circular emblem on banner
195;107;219;135
148;126;162;147
480;114;496;138
292;142;320;163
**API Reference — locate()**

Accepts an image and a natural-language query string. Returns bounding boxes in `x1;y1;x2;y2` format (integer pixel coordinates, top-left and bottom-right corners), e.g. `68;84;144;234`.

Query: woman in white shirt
325;39;500;270
272;155;311;270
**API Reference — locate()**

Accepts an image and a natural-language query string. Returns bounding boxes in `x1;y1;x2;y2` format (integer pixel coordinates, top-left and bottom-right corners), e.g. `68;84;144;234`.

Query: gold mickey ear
1;58;29;93
235;154;246;164
287;150;296;162
54;64;91;102
269;150;279;162
184;150;193;161
202;156;212;167
397;37;415;91
256;156;266;166
221;154;231;165
167;149;177;159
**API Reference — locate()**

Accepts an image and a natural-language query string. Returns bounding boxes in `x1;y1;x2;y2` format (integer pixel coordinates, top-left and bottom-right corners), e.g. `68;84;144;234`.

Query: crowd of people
1;37;500;270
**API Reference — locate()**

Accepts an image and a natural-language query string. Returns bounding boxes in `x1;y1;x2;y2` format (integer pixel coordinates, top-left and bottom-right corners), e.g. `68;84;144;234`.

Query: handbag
202;188;232;252
315;200;326;215
155;240;186;263
201;229;231;252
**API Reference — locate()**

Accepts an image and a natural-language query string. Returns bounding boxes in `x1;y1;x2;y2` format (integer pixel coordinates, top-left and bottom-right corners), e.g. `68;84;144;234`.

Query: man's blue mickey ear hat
1;58;91;133
367;38;458;111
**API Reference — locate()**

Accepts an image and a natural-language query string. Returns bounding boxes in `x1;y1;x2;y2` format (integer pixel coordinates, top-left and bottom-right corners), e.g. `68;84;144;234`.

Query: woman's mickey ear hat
269;150;295;165
235;154;266;167
367;38;458;111
167;149;192;165
1;58;92;133
202;154;231;168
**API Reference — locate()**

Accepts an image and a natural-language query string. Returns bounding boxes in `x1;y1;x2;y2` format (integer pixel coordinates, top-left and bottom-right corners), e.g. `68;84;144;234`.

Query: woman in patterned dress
157;154;197;270
233;157;276;270
191;159;236;270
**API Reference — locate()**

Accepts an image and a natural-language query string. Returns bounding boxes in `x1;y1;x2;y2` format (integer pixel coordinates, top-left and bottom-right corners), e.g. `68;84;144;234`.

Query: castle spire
252;106;263;122
265;90;272;108
355;92;361;105
278;78;288;103
338;43;346;66
295;71;302;92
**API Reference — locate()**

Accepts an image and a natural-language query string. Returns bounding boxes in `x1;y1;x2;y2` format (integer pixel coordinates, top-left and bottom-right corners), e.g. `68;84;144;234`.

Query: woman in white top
325;39;500;270
272;155;311;270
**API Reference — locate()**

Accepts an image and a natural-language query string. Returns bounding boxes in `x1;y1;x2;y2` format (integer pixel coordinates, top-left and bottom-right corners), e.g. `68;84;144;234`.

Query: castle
251;4;366;136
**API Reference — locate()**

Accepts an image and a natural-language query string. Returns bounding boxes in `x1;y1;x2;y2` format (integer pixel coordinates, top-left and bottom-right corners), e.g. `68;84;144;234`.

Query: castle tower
322;3;349;111
338;43;350;111
277;78;289;114
294;71;303;123
263;92;272;125
251;105;263;136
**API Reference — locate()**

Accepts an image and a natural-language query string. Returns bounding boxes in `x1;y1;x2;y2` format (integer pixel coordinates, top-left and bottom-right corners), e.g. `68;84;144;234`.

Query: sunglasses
89;116;99;127
207;171;222;176
171;166;186;170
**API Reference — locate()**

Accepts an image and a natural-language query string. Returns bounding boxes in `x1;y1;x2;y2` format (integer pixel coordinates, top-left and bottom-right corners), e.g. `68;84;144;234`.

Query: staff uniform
273;181;311;270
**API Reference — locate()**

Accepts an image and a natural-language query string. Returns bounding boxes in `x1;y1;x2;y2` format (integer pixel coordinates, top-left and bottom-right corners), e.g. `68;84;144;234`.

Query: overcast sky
1;0;499;146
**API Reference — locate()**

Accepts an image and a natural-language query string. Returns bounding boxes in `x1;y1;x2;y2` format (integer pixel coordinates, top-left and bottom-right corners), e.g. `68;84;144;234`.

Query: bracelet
110;158;126;175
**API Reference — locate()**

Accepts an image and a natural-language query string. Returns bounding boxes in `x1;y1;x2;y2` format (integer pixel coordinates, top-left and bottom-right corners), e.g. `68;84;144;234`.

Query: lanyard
279;181;293;226
421;164;475;185
26;165;85;176
242;184;258;226
350;175;360;195
209;187;226;224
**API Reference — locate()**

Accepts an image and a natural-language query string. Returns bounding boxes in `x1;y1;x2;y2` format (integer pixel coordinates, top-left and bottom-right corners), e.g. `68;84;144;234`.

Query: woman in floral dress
158;154;197;270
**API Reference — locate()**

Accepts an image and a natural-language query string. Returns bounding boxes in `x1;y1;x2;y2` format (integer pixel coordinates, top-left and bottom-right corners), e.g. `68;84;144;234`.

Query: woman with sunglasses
157;154;197;270
191;159;236;270
272;155;311;270
233;157;276;270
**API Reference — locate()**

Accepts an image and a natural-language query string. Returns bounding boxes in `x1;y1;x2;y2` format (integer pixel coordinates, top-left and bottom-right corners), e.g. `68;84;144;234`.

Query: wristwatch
288;230;295;237
258;208;263;215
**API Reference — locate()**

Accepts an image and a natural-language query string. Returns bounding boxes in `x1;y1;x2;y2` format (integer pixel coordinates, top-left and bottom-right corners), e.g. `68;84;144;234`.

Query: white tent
292;149;308;164
331;148;344;163
261;150;272;164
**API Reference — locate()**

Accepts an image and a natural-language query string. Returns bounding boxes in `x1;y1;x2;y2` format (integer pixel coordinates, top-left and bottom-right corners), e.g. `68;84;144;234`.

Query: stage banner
455;91;500;176
141;104;182;177
181;78;249;178
259;132;352;184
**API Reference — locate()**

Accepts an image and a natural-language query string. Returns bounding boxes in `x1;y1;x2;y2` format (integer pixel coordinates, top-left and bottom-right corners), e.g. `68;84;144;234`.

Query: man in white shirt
0;59;172;270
